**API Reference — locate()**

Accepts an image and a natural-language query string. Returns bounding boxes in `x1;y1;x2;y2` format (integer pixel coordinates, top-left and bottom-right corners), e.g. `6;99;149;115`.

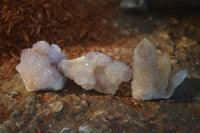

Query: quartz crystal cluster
16;39;186;100
131;38;187;100
16;41;67;91
58;52;132;95
16;41;132;95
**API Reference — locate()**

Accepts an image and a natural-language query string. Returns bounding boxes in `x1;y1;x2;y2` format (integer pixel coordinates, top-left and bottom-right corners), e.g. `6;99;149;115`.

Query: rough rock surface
16;41;67;91
59;52;132;95
132;38;187;100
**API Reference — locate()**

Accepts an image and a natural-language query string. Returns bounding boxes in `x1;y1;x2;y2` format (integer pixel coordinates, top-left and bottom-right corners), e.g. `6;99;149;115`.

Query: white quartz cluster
16;41;132;94
16;41;67;91
131;38;187;100
58;52;132;95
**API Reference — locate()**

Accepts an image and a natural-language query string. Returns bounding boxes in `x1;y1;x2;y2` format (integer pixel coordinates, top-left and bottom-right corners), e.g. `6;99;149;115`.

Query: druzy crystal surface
131;38;187;100
58;52;132;95
16;41;67;91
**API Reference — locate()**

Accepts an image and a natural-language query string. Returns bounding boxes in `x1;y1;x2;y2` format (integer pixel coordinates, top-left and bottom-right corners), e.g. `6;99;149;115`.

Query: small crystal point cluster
16;39;187;100
58;52;132;95
131;38;187;100
16;41;67;91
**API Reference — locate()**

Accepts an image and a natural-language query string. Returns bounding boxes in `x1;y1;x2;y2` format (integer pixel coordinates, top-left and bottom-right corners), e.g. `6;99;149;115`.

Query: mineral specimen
58;52;132;95
16;41;67;91
131;38;187;100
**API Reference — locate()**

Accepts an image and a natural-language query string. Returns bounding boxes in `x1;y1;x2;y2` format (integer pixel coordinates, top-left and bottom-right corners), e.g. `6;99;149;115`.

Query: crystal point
131;38;187;100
